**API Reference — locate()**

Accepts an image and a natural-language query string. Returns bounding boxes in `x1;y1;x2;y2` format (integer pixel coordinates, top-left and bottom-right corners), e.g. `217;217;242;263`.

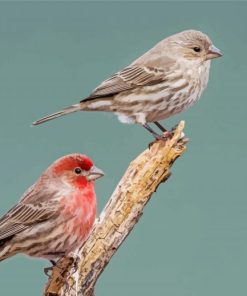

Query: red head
47;153;104;189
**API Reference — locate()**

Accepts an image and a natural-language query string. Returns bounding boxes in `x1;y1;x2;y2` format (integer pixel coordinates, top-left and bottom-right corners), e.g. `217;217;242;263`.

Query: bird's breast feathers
60;187;96;238
113;60;210;124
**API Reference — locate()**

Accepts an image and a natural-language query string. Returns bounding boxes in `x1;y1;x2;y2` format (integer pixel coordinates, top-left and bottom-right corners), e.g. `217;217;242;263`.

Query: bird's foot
154;121;167;133
155;130;174;141
44;266;54;277
44;259;58;277
148;130;174;148
143;123;172;144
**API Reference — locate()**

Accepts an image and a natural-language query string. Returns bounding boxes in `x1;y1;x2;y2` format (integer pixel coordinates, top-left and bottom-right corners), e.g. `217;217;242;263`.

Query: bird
0;153;104;262
33;29;222;139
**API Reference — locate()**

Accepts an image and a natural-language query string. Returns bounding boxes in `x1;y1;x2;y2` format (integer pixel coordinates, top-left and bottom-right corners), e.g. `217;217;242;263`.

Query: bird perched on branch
0;154;104;262
33;30;222;139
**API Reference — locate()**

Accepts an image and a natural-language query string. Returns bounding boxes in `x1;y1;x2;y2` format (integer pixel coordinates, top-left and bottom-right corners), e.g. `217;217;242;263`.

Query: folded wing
0;186;58;241
82;66;166;101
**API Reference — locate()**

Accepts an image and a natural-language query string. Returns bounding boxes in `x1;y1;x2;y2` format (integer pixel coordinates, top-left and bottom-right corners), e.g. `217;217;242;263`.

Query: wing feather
82;66;165;101
0;185;58;240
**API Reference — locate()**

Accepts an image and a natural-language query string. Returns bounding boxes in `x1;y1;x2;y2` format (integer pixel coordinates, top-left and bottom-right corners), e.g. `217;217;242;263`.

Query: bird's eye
193;47;201;53
74;167;82;175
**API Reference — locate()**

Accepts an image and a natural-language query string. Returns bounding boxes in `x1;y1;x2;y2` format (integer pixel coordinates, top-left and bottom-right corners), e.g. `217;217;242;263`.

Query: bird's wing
82;66;166;101
0;186;58;240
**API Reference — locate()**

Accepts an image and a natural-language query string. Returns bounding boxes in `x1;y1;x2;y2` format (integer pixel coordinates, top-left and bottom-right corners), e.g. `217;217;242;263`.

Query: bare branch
44;121;187;296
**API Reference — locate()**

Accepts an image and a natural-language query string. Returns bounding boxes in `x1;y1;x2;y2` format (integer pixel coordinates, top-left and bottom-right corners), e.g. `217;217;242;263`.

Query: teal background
0;1;246;295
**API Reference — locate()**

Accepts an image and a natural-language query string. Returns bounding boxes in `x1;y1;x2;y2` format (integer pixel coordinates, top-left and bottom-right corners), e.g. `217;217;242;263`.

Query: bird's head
48;154;104;189
168;30;222;63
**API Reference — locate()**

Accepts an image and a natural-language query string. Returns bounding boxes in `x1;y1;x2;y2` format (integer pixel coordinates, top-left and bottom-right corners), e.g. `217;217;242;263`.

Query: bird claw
158;131;174;141
44;266;54;277
43;259;58;277
148;131;174;148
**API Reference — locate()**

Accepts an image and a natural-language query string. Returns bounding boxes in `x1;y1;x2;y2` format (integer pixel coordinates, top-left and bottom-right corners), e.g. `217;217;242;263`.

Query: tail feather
0;236;14;262
32;104;81;126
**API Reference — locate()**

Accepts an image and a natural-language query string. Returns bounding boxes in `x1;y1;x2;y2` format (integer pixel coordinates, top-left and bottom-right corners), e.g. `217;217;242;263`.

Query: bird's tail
0;237;14;262
32;103;81;126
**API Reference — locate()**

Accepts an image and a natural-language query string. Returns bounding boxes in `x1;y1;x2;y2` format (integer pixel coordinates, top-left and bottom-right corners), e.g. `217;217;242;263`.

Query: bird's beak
206;45;222;60
87;166;104;181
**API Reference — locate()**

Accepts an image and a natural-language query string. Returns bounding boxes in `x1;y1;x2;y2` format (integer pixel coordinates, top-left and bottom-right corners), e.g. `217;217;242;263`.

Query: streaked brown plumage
33;30;222;137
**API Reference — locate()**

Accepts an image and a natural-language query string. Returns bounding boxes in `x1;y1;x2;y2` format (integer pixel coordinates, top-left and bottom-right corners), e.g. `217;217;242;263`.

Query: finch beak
87;166;104;181
206;45;222;60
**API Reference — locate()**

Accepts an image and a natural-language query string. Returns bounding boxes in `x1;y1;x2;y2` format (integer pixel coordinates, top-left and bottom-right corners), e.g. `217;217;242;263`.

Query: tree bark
44;121;187;296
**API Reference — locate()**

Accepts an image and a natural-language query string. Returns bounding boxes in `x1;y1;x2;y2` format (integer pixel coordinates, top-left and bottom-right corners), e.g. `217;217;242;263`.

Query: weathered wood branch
44;121;187;296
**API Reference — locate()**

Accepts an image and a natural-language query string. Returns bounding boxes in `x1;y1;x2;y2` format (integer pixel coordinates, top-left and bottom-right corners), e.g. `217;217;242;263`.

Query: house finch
0;154;104;262
33;30;222;138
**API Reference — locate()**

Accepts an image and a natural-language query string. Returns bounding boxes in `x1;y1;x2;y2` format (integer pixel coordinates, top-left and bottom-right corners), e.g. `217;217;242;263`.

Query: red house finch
0;154;104;262
33;30;222;138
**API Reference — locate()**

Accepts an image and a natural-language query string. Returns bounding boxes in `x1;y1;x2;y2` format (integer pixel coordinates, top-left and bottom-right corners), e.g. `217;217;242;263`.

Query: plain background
0;1;246;295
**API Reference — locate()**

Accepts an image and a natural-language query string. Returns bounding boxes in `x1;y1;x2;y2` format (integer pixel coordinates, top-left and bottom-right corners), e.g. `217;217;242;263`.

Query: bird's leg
154;121;167;133
44;263;54;277
43;259;59;276
143;123;172;141
143;123;175;149
142;123;163;140
50;259;56;266
154;121;174;139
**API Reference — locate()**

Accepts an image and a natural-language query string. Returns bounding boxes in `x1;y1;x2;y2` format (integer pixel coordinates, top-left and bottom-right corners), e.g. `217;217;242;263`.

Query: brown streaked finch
0;154;104;263
33;30;222;139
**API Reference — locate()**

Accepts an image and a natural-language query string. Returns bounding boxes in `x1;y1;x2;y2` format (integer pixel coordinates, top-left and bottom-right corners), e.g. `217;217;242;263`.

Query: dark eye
193;47;201;53
74;167;82;175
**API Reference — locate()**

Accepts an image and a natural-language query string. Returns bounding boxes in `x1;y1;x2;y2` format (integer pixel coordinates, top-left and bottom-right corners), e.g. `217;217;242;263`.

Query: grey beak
206;44;222;60
87;166;104;181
